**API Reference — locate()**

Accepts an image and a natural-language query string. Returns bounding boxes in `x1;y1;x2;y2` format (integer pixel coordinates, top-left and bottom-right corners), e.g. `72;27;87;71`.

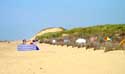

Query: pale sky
0;0;125;40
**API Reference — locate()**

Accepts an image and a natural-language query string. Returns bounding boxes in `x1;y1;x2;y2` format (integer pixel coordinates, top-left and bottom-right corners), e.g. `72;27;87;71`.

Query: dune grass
36;24;125;40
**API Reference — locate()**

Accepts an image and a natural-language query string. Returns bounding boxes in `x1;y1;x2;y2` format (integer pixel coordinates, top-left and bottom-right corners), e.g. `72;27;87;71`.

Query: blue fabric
17;44;40;51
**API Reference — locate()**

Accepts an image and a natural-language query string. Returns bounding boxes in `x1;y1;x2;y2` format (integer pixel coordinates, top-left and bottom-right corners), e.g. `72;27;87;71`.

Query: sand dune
0;41;125;74
31;27;64;40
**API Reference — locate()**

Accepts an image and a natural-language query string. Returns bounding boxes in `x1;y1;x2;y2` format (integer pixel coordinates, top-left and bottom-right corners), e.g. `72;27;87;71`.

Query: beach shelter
76;38;86;44
17;44;39;51
104;36;112;41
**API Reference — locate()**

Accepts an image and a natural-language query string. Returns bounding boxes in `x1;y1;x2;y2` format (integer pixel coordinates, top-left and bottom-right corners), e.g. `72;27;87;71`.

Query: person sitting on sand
22;39;27;44
30;40;40;50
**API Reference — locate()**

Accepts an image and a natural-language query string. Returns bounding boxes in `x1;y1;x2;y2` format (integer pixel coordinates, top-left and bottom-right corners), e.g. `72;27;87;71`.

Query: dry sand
0;41;125;74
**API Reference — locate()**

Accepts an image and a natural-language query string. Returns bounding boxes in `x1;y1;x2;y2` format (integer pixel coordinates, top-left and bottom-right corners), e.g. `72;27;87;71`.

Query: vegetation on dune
36;24;125;40
36;32;63;40
64;24;125;37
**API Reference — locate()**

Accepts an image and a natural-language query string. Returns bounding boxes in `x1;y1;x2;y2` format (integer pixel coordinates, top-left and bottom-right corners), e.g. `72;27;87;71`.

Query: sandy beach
0;41;125;74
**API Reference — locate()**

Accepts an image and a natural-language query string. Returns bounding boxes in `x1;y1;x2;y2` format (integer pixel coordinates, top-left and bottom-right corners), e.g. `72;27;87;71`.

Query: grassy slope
36;24;125;40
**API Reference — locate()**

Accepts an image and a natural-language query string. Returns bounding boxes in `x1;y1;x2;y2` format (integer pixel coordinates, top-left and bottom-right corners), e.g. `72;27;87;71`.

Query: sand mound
31;27;64;40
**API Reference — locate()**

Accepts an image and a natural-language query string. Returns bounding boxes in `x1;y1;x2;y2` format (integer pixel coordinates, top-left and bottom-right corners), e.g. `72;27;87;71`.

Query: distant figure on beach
89;36;99;48
89;36;98;43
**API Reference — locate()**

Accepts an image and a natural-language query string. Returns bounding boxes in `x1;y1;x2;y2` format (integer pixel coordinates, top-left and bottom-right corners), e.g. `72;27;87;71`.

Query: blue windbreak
17;44;40;51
